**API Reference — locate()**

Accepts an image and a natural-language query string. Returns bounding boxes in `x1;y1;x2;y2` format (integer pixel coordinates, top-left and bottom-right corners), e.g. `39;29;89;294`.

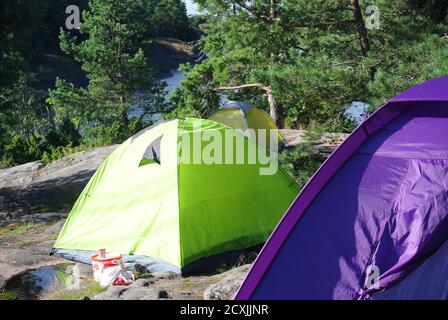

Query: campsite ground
0;145;252;300
0;145;115;297
0;219;250;300
0;130;344;300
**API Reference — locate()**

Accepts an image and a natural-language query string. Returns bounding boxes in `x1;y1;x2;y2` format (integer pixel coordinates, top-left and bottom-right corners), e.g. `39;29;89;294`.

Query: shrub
279;144;327;190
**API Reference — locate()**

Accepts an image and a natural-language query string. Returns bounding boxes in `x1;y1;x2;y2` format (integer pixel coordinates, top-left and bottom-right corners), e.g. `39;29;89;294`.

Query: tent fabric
53;118;297;273
373;237;448;300
235;76;448;300
208;101;285;148
220;101;254;115
209;108;250;132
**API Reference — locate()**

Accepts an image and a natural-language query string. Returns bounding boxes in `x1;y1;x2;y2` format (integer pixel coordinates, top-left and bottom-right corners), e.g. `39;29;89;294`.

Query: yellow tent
208;101;285;149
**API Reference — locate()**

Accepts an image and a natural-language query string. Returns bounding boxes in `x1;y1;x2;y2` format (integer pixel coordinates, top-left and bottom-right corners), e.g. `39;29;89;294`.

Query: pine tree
171;0;448;130
48;0;167;142
148;0;192;40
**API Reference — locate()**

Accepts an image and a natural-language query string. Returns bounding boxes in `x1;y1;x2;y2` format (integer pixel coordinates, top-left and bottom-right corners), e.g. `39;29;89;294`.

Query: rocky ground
93;264;250;300
0;146;116;295
0;145;117;222
0;220;67;291
148;37;202;77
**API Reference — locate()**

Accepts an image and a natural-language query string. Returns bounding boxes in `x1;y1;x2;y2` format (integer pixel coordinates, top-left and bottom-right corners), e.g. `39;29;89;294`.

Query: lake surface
163;70;185;96
128;70;185;120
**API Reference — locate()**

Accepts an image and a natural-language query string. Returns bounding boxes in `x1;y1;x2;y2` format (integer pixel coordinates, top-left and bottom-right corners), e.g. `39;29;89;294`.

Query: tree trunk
46;104;56;129
263;85;284;128
119;95;128;128
270;0;279;19
350;0;369;56
214;83;284;127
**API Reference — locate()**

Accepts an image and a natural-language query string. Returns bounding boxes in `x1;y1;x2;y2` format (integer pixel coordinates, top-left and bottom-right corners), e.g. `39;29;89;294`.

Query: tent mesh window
139;135;162;166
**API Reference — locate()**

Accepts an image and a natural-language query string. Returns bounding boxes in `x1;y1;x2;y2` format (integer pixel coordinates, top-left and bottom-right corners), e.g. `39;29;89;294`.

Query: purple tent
236;76;448;300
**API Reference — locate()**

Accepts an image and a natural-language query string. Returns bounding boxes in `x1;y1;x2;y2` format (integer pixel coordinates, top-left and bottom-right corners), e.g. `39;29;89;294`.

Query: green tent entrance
53;118;297;273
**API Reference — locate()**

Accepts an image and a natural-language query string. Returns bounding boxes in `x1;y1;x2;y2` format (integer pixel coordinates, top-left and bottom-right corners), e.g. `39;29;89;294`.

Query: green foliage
81;118;148;146
0;222;36;238
367;34;448;109
0;1;84;167
49;0;165;130
0;292;17;300
0;82;82;166
173;0;448;130
46;0;169;158
2;0;448;172
44;281;106;300
0;0;42;90
0;0;194;169
148;0;193;40
41;144;86;165
279;144;327;190
168;61;221;118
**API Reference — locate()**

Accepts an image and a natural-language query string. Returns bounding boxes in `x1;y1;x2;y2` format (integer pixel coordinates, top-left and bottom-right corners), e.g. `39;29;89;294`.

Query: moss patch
43;282;106;300
0;292;18;300
0;222;36;238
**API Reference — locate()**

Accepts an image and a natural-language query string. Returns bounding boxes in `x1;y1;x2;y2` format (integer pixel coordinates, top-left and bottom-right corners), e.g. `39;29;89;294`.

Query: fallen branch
214;83;264;91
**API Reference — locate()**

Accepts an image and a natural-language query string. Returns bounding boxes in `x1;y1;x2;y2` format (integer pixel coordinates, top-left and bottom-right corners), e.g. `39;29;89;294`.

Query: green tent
53;118;297;273
208;101;285;148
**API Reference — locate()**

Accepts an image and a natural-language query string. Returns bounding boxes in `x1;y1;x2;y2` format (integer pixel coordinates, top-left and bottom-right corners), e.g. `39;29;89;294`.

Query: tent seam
357;154;448;161
176;119;184;269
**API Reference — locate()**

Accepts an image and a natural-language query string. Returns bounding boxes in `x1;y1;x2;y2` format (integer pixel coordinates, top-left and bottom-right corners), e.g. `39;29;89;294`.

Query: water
184;0;199;15
345;101;370;124
128;70;185;120
163;70;185;96
4;265;72;300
